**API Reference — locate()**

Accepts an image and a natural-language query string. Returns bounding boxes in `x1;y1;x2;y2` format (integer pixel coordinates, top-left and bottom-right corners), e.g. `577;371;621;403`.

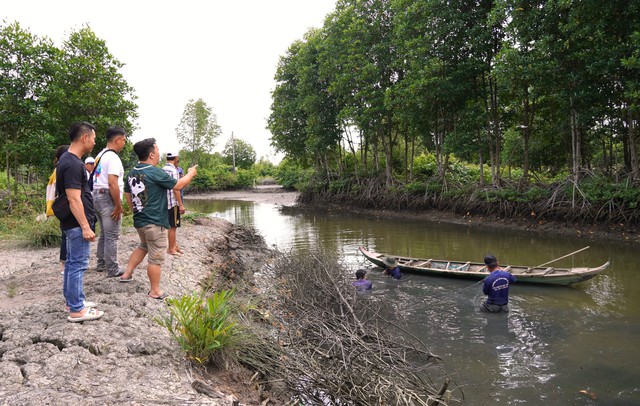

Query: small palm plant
156;290;238;364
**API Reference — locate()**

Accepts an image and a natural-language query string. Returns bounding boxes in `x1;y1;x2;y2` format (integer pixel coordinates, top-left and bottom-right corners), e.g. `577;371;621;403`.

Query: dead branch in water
238;248;458;405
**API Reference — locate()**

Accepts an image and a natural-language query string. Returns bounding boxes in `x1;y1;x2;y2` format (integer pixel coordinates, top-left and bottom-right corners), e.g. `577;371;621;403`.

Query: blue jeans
59;231;67;261
94;192;121;275
63;227;90;312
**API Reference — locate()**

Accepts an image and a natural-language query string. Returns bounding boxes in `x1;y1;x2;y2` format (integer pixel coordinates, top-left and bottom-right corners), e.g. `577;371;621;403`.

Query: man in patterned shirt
163;151;185;256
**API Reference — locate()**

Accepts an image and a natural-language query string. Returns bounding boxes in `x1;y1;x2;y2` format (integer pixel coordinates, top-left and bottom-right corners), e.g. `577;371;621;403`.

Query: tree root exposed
298;177;640;227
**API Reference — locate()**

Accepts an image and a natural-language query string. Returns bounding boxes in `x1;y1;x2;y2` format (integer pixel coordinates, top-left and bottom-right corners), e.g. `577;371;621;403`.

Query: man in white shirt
92;126;127;277
163;151;185;256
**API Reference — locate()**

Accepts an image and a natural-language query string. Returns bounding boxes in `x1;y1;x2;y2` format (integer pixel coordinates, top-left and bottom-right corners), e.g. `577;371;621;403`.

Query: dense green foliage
0;22;137;187
268;0;640;190
156;291;239;365
222;137;257;170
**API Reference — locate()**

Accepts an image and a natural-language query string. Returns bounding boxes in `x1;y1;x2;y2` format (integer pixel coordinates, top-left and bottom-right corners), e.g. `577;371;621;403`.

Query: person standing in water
481;255;516;313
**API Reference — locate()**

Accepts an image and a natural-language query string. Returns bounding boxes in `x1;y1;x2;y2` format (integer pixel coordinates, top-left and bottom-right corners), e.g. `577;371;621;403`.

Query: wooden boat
359;246;609;286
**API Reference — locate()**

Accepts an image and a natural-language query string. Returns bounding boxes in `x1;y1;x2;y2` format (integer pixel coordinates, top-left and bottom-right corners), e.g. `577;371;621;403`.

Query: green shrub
156;290;239;365
412;153;437;181
235;168;257;188
28;218;62;247
275;159;312;190
181;211;207;223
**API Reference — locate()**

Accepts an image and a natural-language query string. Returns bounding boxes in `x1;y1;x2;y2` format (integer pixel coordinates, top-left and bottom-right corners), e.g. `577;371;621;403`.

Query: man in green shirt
119;138;197;300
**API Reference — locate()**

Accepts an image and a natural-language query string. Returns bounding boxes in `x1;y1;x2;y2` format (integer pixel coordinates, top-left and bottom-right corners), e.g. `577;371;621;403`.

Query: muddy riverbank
0;217;272;405
191;187;638;244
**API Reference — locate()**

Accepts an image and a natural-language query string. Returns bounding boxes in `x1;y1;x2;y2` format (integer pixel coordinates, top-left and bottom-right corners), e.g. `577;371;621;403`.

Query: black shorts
168;206;181;228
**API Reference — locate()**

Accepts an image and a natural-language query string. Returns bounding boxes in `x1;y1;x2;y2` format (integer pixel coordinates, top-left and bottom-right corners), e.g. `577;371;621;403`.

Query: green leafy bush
412;153;437;181
275;159;312;190
28;218;62;248
156;291;238;365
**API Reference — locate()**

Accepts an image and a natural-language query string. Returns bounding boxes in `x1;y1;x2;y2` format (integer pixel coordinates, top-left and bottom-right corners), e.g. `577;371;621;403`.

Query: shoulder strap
89;149;117;190
91;149;117;177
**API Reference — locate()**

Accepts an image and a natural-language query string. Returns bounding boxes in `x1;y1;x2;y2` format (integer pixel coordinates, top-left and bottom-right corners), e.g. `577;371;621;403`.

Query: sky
2;0;337;162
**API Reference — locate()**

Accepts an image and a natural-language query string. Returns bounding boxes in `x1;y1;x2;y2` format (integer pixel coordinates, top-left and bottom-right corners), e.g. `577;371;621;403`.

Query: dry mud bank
0;217;271;406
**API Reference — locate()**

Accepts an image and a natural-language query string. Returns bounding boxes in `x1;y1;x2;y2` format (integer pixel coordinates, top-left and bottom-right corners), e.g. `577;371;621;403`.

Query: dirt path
0;217;270;405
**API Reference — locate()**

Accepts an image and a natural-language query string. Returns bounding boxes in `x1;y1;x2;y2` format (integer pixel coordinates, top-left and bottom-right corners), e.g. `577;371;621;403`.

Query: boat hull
359;247;609;286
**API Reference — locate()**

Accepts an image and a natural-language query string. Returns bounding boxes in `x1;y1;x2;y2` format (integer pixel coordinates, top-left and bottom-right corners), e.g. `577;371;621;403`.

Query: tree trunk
409;132;416;181
380;124;393;187
5;146;11;208
372;134;379;173
403;127;409;182
482;73;497;184
491;76;501;184
628;105;639;181
521;88;531;186
569;96;582;181
344;124;359;181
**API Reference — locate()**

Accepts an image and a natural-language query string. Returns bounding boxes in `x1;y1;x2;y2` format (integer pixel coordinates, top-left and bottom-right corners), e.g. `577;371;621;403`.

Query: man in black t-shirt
56;122;104;322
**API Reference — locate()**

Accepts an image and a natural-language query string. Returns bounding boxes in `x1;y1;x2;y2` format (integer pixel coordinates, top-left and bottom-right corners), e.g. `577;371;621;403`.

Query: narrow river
186;198;640;405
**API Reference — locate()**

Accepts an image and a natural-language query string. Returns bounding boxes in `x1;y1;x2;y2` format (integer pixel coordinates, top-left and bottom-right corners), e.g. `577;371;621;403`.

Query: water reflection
185;198;640;405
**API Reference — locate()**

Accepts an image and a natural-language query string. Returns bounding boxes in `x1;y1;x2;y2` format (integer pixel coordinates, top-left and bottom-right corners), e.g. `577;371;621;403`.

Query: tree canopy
0;21;138;193
175;98;222;165
222;137;257;170
268;0;640;185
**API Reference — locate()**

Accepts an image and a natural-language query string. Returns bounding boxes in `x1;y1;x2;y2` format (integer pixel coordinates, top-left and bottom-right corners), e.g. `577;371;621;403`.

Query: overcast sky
2;0;337;161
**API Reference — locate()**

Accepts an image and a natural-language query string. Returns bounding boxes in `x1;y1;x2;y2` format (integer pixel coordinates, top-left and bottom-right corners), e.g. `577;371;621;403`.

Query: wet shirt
125;164;177;229
56;151;96;231
387;266;401;280
482;269;517;306
352;279;373;291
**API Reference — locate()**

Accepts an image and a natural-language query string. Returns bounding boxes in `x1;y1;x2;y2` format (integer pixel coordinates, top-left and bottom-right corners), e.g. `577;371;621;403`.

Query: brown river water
186;198;640;405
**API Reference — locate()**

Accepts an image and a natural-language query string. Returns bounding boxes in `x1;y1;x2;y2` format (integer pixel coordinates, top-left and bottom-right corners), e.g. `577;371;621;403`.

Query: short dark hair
355;269;366;279
68;122;96;142
484;255;498;269
133;138;156;161
106;125;126;141
55;145;69;161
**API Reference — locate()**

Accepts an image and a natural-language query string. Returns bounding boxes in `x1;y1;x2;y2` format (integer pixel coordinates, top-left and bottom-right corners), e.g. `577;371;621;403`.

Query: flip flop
167;251;183;257
65;301;98;312
67;307;104;323
148;292;169;301
119;276;133;283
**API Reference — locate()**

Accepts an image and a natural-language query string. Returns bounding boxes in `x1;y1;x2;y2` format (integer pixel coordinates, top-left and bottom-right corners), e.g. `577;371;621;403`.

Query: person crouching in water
382;256;401;279
481;255;516;313
352;269;372;291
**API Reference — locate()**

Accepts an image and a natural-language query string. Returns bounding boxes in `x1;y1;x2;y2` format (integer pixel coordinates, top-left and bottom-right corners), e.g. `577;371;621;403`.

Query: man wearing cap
92;126;127;277
383;256;401;279
352;269;373;291
163;151;184;256
84;157;95;180
481;255;516;313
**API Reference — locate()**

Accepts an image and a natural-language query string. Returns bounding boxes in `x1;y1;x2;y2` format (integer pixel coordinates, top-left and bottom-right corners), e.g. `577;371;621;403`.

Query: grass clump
6;281;17;298
156;290;239;365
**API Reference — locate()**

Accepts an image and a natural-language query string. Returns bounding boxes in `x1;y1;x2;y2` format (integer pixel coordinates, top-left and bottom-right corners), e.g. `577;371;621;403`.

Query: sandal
67;307;104;323
65;301;98;312
119;276;133;283
148;292;169;301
